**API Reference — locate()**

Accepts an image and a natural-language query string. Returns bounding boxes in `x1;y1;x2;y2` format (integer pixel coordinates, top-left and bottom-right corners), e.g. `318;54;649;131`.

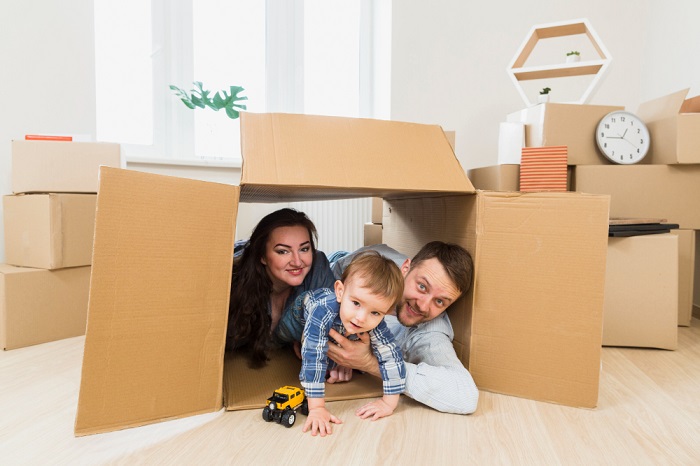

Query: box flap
637;88;689;122
75;167;238;436
239;113;474;202
680;94;700;114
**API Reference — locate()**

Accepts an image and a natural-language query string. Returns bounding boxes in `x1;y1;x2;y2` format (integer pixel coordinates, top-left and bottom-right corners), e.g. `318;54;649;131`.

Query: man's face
395;257;462;327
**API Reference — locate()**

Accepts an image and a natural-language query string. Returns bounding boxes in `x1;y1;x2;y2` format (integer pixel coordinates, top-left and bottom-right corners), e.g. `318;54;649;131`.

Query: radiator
289;198;371;255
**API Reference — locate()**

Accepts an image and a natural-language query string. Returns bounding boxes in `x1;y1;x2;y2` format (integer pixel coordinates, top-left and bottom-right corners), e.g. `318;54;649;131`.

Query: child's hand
302;406;342;436
355;397;396;421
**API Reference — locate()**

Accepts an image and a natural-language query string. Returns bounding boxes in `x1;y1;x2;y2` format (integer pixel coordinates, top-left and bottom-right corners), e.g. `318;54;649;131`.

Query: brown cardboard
238;113;473;202
637;89;700;164
11;140;122;194
382;191;610;409
74;168;238;436
602;235;678;350
573;165;700;229
75;113;610;436
695;231;700;320
467;164;520;191
3;194;96;269
1;264;91;350
672;230;695;327
363;222;382;246
371;197;383;224
223;350;383;410
506;103;624;165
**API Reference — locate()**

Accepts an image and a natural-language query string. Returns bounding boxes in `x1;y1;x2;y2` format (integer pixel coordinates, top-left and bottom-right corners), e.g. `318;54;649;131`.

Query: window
94;0;388;166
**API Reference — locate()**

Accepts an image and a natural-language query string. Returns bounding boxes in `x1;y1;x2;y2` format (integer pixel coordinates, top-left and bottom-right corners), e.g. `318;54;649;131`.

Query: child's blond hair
340;250;404;310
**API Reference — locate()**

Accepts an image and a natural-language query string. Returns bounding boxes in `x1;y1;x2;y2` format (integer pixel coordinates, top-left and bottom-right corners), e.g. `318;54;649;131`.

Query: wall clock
595;111;650;164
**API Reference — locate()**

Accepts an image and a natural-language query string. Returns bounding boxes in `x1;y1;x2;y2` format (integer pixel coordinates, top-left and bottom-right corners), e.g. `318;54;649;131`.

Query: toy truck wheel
262;406;273;422
300;399;309;416
281;409;296;428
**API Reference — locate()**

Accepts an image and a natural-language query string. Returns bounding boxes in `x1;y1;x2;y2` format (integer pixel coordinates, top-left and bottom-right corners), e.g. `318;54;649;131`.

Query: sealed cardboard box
12;140;122;194
467;164;520;191
637;88;700;164
1;264;91;350
507;103;624;165
363;222;382;246
74;113;610;436
3;194;96;269
672;230;696;326
603;234;678;350
371;197;383;224
573;165;700;229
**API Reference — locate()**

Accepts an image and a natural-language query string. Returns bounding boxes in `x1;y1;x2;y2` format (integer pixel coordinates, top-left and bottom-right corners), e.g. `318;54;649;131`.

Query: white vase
538;94;550;104
566;54;581;63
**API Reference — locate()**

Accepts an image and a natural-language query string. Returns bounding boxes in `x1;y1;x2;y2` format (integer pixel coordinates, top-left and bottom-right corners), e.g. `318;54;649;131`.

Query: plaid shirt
298;289;406;398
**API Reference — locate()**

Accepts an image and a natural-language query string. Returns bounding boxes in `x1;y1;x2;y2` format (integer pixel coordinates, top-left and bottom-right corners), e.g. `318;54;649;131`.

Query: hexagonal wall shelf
507;18;612;107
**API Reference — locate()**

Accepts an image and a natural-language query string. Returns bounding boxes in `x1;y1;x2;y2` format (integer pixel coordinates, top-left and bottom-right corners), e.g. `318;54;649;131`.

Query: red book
25;134;73;141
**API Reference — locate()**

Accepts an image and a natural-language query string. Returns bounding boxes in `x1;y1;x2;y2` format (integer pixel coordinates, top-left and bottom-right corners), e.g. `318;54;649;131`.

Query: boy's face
334;277;394;336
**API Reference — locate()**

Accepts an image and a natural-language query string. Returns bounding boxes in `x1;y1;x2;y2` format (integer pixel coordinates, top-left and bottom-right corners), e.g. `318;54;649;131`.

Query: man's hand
326;329;380;377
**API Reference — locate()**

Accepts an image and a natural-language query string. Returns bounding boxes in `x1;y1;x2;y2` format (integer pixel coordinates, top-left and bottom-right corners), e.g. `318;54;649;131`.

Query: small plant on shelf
540;87;551;95
169;81;248;120
538;87;551;104
565;50;581;63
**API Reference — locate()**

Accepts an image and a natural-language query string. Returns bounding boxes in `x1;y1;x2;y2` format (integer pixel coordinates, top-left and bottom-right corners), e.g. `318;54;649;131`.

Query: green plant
169;81;248;119
540;87;551;95
566;51;580;56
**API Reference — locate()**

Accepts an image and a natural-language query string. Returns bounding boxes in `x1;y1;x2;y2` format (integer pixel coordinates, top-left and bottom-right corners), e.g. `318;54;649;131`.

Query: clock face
596;111;650;164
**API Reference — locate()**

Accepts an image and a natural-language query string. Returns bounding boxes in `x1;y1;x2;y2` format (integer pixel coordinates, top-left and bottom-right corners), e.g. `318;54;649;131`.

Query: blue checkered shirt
297;289;406;398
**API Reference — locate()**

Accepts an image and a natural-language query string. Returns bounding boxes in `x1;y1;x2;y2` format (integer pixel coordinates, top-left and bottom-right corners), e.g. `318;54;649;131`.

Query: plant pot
538;94;550;104
566;55;581;64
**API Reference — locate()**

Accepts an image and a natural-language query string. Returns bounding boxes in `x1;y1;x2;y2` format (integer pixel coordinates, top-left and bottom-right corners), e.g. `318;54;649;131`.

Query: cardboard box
573;165;700;229
74;113;610;436
467;164;520;191
695;231;700;320
11;140;122;194
3;194;96;269
506;103;624;165
672;230;695;327
637;88;700;164
371;197;383;224
363;222;382;246
602;234;678;350
497;122;525;164
1;264;91;350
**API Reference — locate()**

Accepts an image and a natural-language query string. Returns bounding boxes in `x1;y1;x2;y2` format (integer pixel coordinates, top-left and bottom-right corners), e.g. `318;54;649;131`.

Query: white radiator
290;198;371;254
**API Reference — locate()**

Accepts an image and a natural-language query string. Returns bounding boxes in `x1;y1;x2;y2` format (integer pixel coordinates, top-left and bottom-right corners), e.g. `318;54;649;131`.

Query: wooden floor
2;319;700;465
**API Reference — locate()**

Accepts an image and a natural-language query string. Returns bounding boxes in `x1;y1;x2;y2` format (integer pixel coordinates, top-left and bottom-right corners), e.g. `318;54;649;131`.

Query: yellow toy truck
262;385;309;428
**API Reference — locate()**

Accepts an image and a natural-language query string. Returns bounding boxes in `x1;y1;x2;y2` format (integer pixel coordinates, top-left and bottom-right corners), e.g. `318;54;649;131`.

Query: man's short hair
410;241;473;295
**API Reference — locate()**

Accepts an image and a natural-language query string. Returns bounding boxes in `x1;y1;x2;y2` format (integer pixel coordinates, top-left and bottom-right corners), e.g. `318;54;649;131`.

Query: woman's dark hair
227;208;318;367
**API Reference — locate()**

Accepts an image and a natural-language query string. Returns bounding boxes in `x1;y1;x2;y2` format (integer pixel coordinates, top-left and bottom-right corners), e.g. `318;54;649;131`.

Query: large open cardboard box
74;113;610;436
637;88;700;165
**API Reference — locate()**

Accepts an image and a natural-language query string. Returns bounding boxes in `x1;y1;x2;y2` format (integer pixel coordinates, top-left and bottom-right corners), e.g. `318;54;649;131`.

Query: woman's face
262;225;314;291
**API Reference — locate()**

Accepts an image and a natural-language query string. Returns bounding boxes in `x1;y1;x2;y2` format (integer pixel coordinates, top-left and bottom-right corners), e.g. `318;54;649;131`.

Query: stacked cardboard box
470;89;699;349
1;140;121;350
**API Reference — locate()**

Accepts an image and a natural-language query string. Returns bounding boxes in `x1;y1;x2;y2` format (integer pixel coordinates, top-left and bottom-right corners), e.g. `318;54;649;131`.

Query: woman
226;208;336;367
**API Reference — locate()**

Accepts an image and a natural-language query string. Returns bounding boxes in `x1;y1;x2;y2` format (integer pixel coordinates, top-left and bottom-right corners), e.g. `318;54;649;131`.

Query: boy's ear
334;280;344;303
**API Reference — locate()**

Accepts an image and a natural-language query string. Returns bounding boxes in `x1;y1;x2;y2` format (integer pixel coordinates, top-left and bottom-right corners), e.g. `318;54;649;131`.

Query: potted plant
170;81;248;119
538;87;551;104
566;51;581;63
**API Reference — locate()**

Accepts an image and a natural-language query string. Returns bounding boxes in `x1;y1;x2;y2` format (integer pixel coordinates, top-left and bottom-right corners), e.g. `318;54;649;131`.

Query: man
326;241;479;415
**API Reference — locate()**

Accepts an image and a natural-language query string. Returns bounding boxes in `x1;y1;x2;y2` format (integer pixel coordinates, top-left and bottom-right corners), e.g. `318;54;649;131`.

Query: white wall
389;0;665;171
0;0;97;262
